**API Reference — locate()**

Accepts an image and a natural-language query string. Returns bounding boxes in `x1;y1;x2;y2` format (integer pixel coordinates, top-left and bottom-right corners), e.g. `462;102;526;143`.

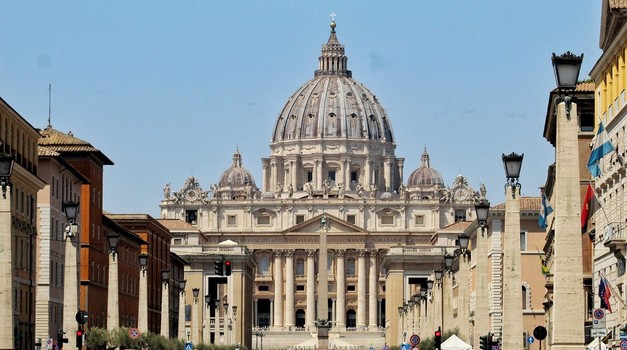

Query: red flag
599;276;612;313
581;184;594;229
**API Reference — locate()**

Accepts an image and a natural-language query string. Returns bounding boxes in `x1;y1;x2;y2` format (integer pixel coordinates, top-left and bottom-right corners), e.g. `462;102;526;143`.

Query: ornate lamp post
138;253;149;332
0;154;14;196
550;51;585;349
178;280;187;340
61;201;80;349
107;233;120;331
161;269;170;338
501;152;524;349
192;288;200;344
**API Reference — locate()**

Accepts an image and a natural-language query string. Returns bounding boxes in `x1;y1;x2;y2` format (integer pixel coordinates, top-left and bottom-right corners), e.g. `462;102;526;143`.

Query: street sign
527;336;535;344
185;342;193;350
491;345;500;350
591;329;608;337
75;310;88;325
620;339;627;350
533;326;548;341
593;308;606;329
409;334;420;345
129;327;141;339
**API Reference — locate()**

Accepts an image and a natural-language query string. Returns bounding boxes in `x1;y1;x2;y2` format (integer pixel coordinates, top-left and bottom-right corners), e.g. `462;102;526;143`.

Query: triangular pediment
283;214;367;234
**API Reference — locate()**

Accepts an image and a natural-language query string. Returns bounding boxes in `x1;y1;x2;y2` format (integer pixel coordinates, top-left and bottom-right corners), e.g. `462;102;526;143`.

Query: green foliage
84;327;243;350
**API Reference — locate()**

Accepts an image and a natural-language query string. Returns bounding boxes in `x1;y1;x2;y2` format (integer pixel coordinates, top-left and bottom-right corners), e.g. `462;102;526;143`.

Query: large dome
219;149;256;188
271;22;394;144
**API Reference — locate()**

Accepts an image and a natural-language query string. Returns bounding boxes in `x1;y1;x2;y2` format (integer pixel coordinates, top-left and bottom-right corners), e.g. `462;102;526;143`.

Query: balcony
602;222;627;252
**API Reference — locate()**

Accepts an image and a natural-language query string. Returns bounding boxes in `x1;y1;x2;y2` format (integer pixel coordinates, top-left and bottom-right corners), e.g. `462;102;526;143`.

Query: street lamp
107;232;120;255
443;253;454;272
458;233;470;255
434;270;443;284
223;301;229;313
552;52;584;114
426;279;434;290
138;254;148;274
62;201;79;224
192;288;200;303
0;153;14;195
205;294;211;307
474;199;490;232
179;280;187;291
502;152;523;197
161;269;170;284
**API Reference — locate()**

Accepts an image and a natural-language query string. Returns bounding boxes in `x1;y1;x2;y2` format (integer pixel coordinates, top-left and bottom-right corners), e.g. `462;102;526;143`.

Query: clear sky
0;1;602;217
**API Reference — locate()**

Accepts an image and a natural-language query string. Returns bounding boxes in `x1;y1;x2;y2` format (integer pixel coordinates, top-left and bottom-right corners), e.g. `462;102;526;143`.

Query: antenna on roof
48;83;52;128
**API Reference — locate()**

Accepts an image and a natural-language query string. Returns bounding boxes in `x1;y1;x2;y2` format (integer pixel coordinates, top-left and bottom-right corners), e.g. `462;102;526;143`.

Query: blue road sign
185;342;193;350
527;336;535;344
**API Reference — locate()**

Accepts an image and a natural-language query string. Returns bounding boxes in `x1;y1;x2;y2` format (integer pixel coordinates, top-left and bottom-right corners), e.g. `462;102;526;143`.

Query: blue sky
0;1;602;216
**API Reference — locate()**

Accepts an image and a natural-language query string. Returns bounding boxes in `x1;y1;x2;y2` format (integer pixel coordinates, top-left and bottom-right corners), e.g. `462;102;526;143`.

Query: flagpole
587;179;610;226
599;272;627;309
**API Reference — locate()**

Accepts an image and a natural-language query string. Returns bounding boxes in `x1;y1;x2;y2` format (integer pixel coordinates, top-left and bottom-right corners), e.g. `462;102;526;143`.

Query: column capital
273;250;284;258
357;249;367;258
284;249;295;258
336;249;346;258
306;249;317;258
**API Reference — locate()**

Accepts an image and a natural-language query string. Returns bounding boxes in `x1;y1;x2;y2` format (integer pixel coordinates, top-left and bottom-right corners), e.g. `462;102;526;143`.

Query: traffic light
225;260;232;276
434;327;442;350
57;330;68;349
214;258;224;276
76;327;84;348
479;335;488;350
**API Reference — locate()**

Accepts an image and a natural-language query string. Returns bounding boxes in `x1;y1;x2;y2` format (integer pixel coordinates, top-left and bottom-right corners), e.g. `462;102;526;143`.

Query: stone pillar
364;159;371;187
442;273;453;332
357;250;367;328
318;225;329;321
0;190;14;350
335;250;346;329
457;256;470;339
62;227;80;350
306;251;316;329
316;159;323;190
192;298;200;345
385;264;404;346
473;227;490;350
273;251;284;329
502;185;523;350
270;161;277;191
552;101;585;349
262;161;269;192
161;282;170;338
368;251;378;329
384;158;391;192
291;160;298;190
138;266;148;332
107;253;120;331
178;290;186;340
203;304;210;345
345;160;352;189
285;250;295;327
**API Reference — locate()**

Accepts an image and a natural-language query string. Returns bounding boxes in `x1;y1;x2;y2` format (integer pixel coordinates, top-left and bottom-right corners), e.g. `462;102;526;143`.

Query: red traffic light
76;330;83;336
225;261;231;266
435;331;441;337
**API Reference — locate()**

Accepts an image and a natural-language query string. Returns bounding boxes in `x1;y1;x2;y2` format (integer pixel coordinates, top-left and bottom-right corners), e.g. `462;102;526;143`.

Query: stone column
368;251;378;329
0;190;14;349
344;160;352;189
384;158;391;192
161;281;170;338
138;265;148;332
357;250;367;328
552;101;585;349
306;251;316;329
107;252;120;331
364;159;371;187
318;224;329;321
262;161;269;192
270;161;277;191
178;290;186;340
285;250;295;327
192;298;200;345
291;160;298;190
473;227;490;350
316;159;323;190
203;304;210;345
273;251;284;329
335;250;346;330
502;185;523;350
442;273;453;332
62;227;80;350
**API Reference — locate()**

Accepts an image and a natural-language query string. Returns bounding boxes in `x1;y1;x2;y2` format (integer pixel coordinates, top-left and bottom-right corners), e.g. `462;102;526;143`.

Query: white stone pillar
344;160;352;189
306;251;316;329
62;227;80;350
357;250;367;328
262;161;269;192
285;250;295;327
384;159;391;192
0;191;14;350
502;185;523;350
364;160;371;187
178;290;186;341
336;250;346;329
107;252;120;331
203;304;210;345
316;159;323;190
473;227;489;350
161;281;170;338
552;101;585;349
273;251;284;329
192;298;200;345
368;251;378;329
291;160;298;190
138;265;148;332
318;225;329;322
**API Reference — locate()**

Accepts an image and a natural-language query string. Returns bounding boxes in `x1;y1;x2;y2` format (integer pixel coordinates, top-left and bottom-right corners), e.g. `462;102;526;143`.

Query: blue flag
588;122;615;177
538;193;553;229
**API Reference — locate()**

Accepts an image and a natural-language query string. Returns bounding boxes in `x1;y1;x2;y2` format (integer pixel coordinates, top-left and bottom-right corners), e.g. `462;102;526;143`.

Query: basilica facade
159;21;483;349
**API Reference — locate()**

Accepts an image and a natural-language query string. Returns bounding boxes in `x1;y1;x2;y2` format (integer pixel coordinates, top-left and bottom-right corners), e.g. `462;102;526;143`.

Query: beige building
160;21;484;349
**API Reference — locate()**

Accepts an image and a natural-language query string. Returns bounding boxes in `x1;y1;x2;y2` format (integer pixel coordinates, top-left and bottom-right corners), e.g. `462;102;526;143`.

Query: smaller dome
407;148;444;187
219;149;257;188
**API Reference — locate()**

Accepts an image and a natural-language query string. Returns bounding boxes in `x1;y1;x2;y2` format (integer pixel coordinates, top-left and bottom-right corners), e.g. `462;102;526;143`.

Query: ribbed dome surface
219;150;256;187
407;148;444;186
271;22;394;144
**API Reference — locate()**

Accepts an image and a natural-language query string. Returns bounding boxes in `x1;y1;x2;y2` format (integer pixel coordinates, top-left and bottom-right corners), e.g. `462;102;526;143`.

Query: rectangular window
296;285;305;292
520;231;527;251
351;171;358;183
258;285;269;292
185;210;198;225
347;285;356;292
328;171;336;182
257;215;270;225
580;112;594;131
381;215;394;225
454;209;466;222
307;171;313;183
296;215;305;224
173;238;182;245
346;215;356;225
414;215;425;226
227;215;237;226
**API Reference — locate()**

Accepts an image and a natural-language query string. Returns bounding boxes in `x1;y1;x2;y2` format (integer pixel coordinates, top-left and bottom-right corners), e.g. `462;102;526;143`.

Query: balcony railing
602;222;627;249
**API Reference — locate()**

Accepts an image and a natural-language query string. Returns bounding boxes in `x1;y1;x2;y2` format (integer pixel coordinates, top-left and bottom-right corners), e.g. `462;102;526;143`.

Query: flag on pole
581;183;595;230
538;192;553;230
539;255;550;275
587;122;615;177
599;275;612;312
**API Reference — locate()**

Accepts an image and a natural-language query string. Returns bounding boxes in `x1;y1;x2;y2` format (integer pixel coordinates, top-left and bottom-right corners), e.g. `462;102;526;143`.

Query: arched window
521;281;531;310
347;257;356;276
